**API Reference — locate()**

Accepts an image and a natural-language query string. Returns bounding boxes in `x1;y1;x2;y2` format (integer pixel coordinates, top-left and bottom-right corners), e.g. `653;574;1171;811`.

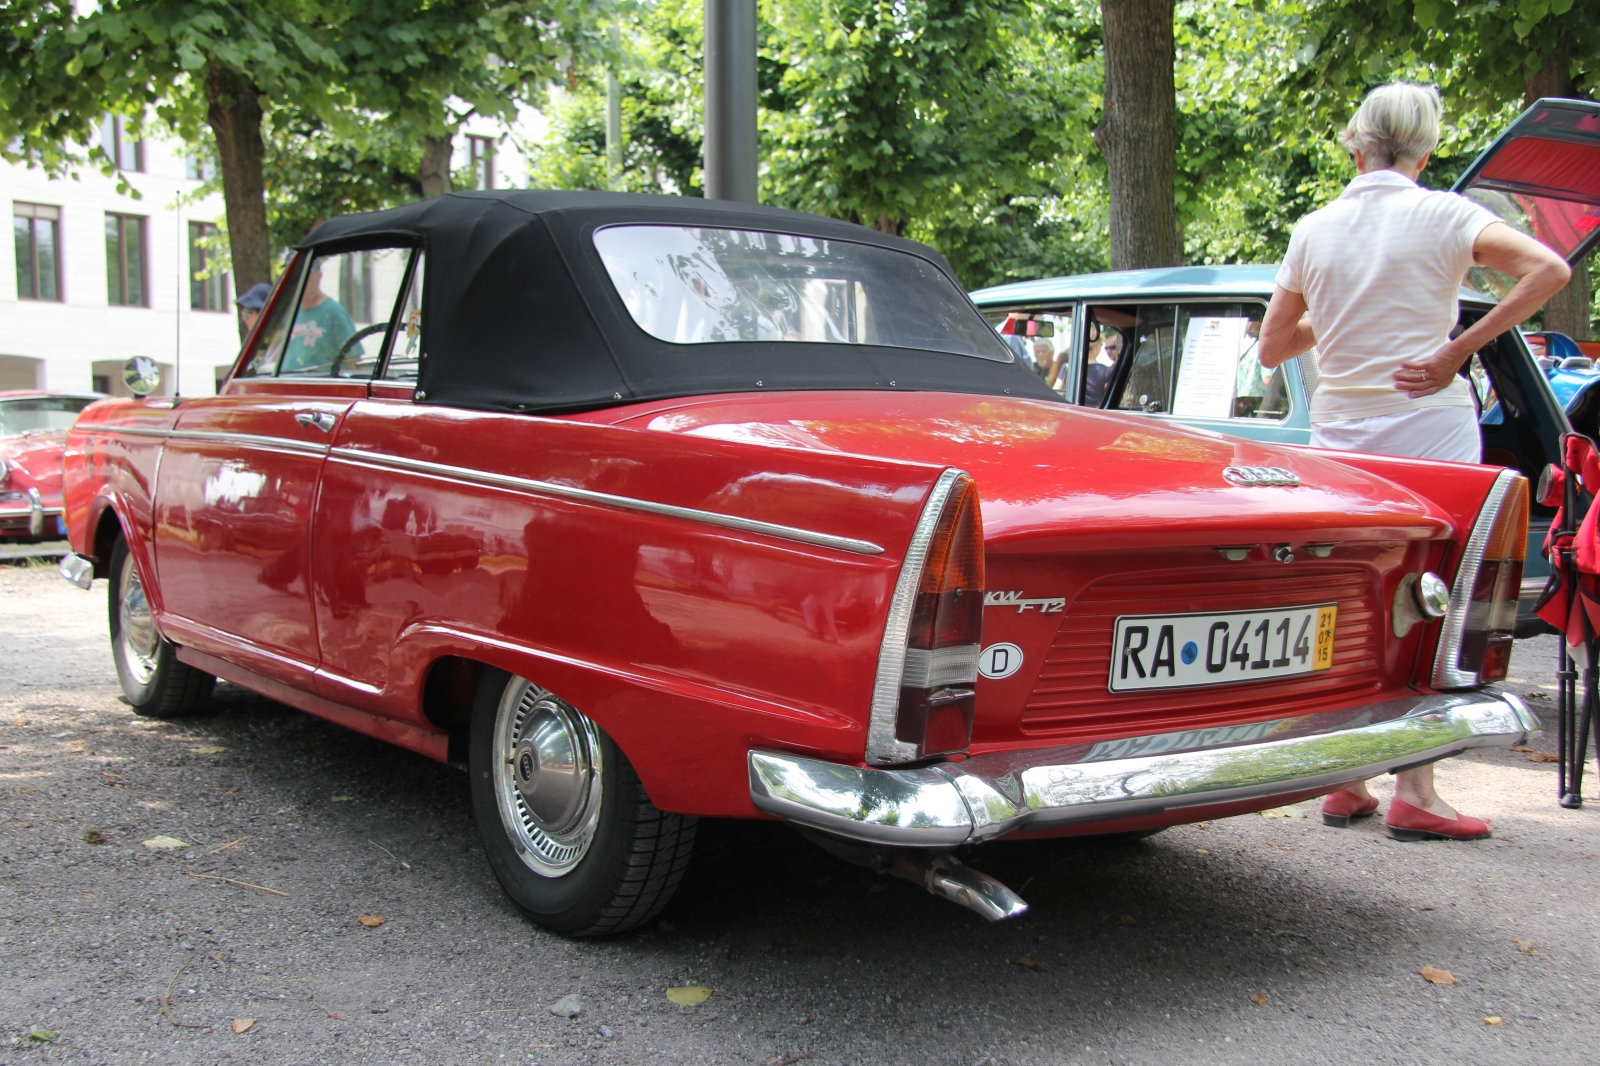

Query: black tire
108;533;215;717
469;668;697;936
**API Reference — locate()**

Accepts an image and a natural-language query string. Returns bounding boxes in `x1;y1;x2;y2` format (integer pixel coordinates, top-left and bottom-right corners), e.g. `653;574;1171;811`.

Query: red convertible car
1;391;102;539
59;193;1537;934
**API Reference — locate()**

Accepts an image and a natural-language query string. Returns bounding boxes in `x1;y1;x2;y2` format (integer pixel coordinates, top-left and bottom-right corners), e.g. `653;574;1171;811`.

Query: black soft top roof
297;190;1057;414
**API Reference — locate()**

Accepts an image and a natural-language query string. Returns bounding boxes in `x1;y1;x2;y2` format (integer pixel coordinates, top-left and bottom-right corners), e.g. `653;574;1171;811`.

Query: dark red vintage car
60;193;1538;934
1;391;102;539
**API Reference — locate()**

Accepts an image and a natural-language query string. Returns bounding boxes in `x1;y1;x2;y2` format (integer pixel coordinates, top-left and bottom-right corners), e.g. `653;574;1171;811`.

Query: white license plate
1108;603;1337;693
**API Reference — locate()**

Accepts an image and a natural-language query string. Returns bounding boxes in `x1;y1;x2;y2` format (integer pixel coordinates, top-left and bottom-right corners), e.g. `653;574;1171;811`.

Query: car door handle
295;411;337;434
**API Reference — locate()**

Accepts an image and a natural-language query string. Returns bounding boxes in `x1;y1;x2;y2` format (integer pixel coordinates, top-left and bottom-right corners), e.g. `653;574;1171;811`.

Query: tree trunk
1525;46;1591;340
205;64;270;326
1095;0;1183;270
420;135;453;198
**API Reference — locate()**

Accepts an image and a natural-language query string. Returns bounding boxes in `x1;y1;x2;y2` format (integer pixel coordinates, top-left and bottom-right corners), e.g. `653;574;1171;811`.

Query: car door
152;248;398;686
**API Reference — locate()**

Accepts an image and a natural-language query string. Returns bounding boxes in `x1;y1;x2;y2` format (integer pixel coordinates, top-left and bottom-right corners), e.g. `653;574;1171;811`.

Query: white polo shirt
1275;170;1501;423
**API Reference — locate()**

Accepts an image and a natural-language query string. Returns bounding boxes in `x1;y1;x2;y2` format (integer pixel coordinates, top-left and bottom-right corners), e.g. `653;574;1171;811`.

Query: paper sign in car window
1172;316;1251;419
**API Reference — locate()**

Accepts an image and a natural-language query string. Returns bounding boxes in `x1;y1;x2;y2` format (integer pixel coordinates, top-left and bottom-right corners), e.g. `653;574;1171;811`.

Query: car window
983;310;1072;395
593;225;1011;361
1465;351;1504;425
0;396;96;436
279;248;413;379
381;250;426;382
237;256;309;378
1098;302;1286;421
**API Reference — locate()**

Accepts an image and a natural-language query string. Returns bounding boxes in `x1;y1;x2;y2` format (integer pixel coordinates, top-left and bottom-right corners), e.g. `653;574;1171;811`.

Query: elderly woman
1258;83;1570;842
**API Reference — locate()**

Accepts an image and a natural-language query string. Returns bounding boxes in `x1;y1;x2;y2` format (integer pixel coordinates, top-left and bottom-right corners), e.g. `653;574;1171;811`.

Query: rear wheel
108;534;215;717
469;669;697;936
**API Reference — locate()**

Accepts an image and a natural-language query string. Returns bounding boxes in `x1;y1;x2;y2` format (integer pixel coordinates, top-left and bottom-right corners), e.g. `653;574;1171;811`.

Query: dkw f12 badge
1223;466;1300;487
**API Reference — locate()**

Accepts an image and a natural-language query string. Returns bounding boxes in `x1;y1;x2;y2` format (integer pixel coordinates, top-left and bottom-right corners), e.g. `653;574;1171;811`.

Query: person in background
281;262;356;373
1259;82;1570;842
235;282;272;335
1084;330;1123;407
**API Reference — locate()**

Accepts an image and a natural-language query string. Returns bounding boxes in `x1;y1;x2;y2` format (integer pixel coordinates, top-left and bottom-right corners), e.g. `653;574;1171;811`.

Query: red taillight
868;471;985;764
1434;473;1528;687
896;477;984;759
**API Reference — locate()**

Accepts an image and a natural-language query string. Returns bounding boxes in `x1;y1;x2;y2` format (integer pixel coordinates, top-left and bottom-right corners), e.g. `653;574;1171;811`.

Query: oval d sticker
978;642;1024;680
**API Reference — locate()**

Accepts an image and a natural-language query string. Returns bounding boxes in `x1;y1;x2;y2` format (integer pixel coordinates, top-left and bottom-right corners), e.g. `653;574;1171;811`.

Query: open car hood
1453;97;1600;288
619;392;1454;552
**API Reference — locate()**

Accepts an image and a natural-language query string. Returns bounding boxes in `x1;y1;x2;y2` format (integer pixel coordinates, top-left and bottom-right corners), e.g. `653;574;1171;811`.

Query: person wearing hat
235;282;272;333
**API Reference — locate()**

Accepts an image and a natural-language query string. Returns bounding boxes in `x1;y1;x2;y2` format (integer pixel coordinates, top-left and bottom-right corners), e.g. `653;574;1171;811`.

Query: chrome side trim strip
865;468;967;765
82;424;329;456
1433;468;1519;689
750;690;1537;847
326;447;886;557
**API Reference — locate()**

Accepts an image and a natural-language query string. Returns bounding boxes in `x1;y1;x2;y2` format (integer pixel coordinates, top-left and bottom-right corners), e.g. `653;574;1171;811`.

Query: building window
13;203;61;301
106;213;147;307
189;221;229;311
98;116;144;172
185;154;216;182
468;135;495;190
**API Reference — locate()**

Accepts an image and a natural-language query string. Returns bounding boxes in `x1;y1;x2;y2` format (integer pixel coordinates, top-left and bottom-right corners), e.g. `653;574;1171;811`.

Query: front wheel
469;669;697;936
108;533;215;717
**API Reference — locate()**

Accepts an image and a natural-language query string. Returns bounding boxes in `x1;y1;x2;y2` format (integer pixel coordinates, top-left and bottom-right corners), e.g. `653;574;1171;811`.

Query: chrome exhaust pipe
891;852;1029;922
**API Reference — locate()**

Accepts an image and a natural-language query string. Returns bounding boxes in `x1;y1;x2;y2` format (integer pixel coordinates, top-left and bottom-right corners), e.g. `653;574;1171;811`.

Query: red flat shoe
1321;789;1380;827
1384;797;1491;842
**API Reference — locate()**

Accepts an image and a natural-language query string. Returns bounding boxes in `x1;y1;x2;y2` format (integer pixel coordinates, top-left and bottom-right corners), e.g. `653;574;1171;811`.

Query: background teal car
970;264;1564;637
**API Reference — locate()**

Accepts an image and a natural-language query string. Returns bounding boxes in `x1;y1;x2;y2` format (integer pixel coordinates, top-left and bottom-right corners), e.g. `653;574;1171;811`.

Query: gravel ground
3;560;1598;1066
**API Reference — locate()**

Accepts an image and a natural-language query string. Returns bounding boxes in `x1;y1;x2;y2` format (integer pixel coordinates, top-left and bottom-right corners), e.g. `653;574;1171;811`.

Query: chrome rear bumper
748;691;1538;847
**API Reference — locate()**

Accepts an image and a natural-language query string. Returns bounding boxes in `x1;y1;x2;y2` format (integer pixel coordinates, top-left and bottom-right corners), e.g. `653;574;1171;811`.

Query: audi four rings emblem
1223;466;1300;487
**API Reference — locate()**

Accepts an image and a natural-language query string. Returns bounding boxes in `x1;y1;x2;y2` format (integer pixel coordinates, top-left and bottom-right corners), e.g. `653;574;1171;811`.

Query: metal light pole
703;0;758;202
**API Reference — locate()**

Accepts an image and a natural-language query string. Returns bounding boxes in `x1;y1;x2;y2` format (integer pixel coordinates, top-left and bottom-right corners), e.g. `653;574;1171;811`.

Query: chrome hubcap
494;679;603;876
118;558;159;685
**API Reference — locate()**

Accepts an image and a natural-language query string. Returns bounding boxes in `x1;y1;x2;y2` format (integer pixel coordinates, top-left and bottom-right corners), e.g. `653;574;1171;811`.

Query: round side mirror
123;356;162;397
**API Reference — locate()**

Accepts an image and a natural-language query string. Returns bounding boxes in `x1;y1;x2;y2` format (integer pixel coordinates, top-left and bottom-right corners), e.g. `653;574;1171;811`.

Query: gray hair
1339;83;1442;168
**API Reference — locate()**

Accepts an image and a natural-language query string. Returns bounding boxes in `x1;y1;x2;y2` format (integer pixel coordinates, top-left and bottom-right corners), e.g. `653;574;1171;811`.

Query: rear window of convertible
593;225;1011;362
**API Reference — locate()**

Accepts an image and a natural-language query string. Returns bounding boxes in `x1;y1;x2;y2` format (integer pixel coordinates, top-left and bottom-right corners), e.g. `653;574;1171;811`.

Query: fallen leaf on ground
548;994;583;1018
1272;930;1309;939
1419;966;1458;985
83;829;106;845
1483;1016;1502;1026
1260;807;1301;818
189;745;227;755
1011;955;1047;970
768;1056;811;1066
356;915;385;928
331;795;353;802
1249;993;1269;1006
142;835;189;851
1196;848;1210;854
1523;690;1550;700
26;1029;56;1043
1513;938;1538;955
221;786;242;794
232;1018;255;1034
1526;751;1560;763
666;986;712;1006
1118;915;1138;926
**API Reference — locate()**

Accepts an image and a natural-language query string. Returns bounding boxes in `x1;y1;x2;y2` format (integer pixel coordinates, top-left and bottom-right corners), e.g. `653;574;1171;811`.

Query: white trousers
1311;405;1481;464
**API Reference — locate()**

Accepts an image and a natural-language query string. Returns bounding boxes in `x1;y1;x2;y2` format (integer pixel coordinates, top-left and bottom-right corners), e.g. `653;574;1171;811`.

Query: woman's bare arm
1258;286;1316;369
1394;222;1571;398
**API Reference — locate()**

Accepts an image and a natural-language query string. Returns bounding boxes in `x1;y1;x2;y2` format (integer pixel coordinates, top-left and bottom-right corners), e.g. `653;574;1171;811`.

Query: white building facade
3;111;542;399
2;121;240;398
